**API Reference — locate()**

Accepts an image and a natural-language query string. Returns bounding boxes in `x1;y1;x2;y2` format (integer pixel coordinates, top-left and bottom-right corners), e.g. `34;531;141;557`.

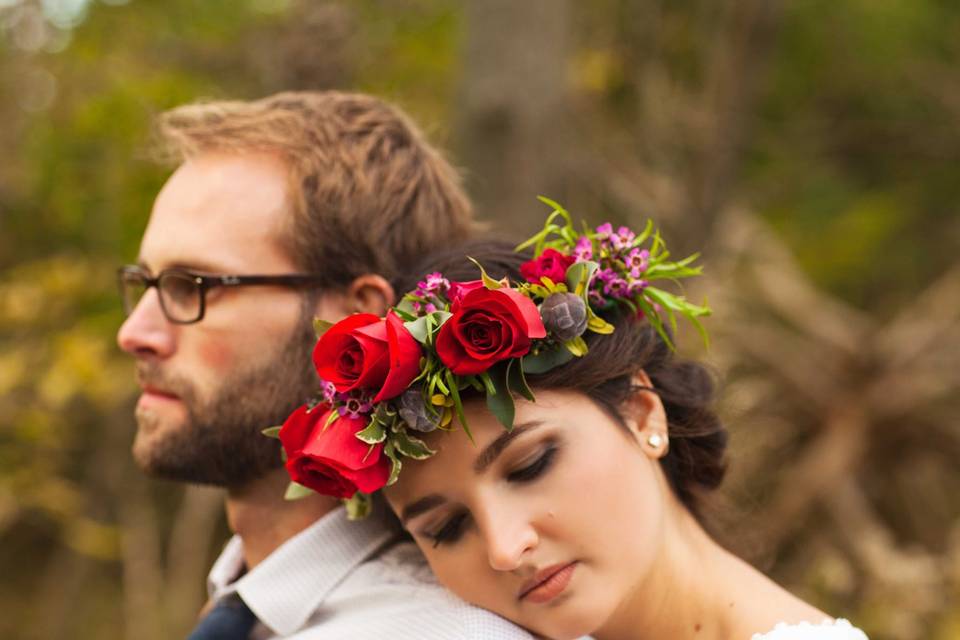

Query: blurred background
1;0;958;638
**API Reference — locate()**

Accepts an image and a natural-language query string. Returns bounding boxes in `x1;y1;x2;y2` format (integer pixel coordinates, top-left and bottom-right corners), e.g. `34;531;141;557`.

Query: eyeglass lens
157;271;202;322
118;269;203;323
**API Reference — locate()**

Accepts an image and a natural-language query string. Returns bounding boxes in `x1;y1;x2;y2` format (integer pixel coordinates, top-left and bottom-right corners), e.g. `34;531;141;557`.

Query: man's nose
117;288;176;358
475;501;540;572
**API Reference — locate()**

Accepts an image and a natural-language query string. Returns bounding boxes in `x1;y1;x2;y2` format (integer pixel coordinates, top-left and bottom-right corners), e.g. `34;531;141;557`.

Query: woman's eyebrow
473;420;543;474
400;493;446;524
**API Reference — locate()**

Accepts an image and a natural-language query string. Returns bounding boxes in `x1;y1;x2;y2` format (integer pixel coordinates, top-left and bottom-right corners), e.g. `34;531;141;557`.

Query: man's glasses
117;265;327;324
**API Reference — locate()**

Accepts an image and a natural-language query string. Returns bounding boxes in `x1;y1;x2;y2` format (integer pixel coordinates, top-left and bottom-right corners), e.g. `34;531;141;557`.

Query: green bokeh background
1;1;958;638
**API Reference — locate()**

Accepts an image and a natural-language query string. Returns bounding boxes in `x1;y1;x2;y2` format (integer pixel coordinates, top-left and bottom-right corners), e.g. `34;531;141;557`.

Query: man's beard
132;308;318;488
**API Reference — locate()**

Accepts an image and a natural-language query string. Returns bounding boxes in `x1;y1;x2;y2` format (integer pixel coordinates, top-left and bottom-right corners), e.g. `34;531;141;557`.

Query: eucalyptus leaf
395;295;418;320
284;482;314;501
404;315;432;345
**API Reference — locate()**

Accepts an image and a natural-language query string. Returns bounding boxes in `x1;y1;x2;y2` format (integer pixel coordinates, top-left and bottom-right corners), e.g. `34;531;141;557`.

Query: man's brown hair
155;91;477;286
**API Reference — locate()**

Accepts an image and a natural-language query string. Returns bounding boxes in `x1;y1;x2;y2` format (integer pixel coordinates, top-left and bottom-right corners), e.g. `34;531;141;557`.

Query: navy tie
186;592;258;640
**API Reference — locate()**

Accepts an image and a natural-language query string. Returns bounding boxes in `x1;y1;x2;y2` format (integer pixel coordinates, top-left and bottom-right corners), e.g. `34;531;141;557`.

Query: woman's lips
518;561;578;604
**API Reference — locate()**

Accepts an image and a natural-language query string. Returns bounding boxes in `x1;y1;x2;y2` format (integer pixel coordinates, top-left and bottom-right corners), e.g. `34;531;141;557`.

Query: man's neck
225;469;339;570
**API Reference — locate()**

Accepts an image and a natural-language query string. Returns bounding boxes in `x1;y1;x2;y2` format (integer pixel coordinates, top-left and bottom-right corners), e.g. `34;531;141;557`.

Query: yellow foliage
0;348;27;396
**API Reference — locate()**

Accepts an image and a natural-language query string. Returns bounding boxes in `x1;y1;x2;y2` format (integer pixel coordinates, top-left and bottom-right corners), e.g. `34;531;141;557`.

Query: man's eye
428;511;469;548
507;444;558;484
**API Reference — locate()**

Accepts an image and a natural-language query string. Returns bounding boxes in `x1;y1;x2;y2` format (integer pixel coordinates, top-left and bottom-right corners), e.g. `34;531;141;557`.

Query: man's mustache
135;363;195;401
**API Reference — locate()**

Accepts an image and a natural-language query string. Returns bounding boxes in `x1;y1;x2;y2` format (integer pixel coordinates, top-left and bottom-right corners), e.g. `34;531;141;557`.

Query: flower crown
265;198;711;518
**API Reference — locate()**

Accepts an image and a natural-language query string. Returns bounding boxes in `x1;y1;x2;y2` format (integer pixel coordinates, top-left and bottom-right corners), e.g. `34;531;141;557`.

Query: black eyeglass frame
117;265;327;325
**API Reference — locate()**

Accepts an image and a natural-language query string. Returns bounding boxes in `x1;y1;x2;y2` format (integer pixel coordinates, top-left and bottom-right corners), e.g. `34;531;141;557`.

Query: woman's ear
345;274;395;316
621;369;669;459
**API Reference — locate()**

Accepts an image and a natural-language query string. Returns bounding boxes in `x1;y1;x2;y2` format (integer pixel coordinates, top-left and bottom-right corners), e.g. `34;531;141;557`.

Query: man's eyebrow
135;259;230;274
473;420;542;475
400;493;446;524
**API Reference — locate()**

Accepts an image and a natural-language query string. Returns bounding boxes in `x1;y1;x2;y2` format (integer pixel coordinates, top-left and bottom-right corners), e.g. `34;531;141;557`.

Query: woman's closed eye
427;511;469;547
506;443;558;483
424;443;559;548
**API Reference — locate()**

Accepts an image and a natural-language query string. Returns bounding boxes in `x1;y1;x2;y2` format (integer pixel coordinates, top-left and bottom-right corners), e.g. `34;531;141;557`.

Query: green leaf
355;418;387;444
284;482;314;501
467;256;505;290
632;219;655;247
394;296;418;320
536;194;568;213
587;314;615;334
636;297;675;350
563;336;589;357
521;346;574;374
485;363;515;431
433;371;450;395
323;410;340;430
565;260;599;297
392;430;435;460
507;358;535;402
446;369;473;443
478;371;497;396
404;315;431;344
384;441;402;486
261;425;282;439
313;318;334;339
344;492;372;520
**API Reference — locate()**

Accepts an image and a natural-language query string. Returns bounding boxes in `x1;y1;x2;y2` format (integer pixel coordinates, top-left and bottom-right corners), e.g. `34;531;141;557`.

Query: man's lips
140;386;180;401
517;561;578;604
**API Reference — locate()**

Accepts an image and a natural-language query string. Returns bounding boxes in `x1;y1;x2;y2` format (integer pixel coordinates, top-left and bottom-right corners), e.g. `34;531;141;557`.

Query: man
117;91;533;639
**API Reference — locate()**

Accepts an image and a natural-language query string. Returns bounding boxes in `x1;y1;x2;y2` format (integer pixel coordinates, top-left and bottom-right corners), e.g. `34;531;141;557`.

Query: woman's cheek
429;542;507;612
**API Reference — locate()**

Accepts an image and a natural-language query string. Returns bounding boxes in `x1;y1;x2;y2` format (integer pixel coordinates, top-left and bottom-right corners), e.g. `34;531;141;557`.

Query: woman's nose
477;503;540;572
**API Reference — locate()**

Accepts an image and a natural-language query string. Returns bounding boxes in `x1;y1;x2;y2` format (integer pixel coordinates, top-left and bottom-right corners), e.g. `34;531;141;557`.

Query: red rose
448;279;485;305
435;287;547;375
313;311;422;402
520;248;575;284
279;405;391;498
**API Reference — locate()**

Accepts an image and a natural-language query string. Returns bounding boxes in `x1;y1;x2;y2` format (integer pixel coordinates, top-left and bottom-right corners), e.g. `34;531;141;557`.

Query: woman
276;206;869;639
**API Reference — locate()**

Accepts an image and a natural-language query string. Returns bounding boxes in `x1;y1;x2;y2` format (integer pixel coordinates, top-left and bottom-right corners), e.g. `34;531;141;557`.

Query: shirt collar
208;504;398;637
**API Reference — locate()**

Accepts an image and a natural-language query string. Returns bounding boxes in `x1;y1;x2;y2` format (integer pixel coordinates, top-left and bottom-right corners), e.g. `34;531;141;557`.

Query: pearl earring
646;433;664;449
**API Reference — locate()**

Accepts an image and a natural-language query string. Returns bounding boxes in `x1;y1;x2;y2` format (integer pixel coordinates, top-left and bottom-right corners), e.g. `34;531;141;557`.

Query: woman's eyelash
507;444;558;483
425;445;559;548
429;511;469;548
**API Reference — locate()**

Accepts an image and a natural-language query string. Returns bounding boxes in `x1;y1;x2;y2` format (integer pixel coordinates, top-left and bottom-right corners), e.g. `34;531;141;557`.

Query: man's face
117;152;330;487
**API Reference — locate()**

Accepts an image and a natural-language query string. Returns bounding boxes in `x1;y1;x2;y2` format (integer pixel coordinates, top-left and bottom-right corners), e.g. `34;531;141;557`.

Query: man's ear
345;274;395;316
621;369;669;459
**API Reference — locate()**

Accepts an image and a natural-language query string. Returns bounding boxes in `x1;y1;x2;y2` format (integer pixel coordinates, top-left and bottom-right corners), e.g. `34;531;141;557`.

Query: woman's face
384;387;672;640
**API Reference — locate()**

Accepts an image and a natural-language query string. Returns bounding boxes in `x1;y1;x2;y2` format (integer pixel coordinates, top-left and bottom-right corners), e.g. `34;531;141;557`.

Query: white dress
752;619;868;639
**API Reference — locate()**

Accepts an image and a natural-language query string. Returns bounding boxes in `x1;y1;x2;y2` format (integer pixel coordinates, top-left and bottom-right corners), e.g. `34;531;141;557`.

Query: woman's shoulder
752;619;869;640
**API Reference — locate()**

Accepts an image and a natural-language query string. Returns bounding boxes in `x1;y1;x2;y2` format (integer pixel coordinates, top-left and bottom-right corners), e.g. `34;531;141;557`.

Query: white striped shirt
207;505;535;640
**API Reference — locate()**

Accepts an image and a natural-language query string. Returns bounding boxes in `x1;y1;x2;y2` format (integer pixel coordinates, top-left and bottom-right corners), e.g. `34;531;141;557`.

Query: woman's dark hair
395;238;727;521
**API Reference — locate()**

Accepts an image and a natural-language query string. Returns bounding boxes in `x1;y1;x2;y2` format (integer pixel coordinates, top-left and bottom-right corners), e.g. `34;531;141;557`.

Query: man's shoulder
291;540;534;640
